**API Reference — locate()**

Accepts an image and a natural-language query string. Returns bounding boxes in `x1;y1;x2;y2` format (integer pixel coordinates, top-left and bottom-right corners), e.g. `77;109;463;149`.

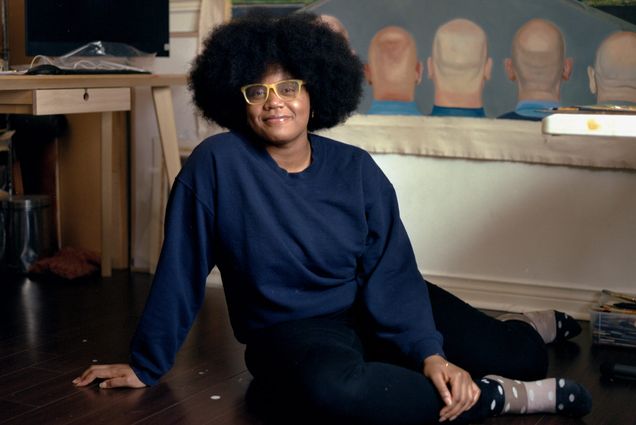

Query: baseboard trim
426;272;598;321
205;269;599;321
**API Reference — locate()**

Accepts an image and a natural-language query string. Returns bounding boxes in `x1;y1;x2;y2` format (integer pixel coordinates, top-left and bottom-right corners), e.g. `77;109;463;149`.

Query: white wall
374;155;636;293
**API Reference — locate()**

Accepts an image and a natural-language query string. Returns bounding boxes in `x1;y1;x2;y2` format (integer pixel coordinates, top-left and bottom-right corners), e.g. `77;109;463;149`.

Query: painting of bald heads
305;0;636;117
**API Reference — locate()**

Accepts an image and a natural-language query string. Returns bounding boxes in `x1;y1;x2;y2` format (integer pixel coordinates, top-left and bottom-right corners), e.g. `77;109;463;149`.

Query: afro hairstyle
188;11;363;133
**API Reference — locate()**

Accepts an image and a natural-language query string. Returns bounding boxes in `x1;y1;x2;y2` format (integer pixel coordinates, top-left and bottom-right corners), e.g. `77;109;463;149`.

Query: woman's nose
264;88;284;108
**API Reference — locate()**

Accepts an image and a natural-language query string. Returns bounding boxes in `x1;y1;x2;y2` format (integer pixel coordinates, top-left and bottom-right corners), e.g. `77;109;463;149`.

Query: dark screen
25;0;170;57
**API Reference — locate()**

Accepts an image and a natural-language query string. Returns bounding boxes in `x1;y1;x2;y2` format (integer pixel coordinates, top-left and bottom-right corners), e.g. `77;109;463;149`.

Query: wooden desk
0;74;187;276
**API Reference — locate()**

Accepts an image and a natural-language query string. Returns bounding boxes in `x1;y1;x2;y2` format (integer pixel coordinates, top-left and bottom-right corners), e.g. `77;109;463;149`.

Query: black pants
244;281;547;425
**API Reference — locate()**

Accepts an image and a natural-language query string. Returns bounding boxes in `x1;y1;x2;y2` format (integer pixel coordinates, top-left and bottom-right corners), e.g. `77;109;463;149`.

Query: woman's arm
74;164;217;387
357;154;445;367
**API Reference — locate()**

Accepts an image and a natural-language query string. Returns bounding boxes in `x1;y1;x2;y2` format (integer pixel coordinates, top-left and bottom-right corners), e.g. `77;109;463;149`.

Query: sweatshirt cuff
130;362;158;387
410;339;446;370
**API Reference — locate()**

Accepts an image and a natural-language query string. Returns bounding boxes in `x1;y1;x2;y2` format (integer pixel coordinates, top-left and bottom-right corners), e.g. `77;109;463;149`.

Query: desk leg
151;86;181;188
101;112;113;277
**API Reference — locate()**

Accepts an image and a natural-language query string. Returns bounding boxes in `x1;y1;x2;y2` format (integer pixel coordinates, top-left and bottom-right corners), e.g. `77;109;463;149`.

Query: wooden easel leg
151;86;181;188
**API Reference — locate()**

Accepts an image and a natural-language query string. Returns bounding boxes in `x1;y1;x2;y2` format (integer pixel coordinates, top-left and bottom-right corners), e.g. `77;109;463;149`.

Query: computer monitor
25;0;169;57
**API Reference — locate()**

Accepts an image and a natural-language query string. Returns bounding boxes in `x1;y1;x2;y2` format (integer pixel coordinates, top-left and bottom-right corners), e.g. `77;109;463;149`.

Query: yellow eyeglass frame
240;79;305;105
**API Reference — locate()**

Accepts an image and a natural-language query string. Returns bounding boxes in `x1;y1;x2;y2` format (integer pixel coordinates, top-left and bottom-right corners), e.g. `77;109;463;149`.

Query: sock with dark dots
498;310;581;343
479;375;592;417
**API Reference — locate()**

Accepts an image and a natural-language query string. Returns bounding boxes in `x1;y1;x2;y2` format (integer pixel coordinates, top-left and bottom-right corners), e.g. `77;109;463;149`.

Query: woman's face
245;67;310;147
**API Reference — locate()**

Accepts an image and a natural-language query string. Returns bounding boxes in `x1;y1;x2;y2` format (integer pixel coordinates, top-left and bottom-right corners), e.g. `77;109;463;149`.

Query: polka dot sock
498;310;581;343
480;375;592;417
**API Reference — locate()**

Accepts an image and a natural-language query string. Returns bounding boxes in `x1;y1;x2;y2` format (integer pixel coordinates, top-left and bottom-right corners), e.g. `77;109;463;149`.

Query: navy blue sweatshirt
130;131;444;385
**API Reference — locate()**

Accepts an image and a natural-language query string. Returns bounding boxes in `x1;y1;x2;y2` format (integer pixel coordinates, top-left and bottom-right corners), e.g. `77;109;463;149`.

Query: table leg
101;112;113;277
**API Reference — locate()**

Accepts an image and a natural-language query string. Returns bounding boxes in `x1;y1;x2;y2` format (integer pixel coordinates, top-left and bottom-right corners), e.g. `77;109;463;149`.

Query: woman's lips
263;115;291;124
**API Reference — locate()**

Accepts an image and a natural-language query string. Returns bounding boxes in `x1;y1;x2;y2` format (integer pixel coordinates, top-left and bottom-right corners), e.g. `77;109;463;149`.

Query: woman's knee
299;353;369;415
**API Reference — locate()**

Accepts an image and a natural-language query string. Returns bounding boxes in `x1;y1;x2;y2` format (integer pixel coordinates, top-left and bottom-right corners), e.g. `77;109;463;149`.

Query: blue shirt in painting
368;100;423;116
498;100;560;121
430;105;486;118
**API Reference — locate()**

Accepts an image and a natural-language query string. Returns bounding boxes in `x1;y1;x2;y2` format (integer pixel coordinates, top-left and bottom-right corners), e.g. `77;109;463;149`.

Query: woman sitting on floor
74;12;591;424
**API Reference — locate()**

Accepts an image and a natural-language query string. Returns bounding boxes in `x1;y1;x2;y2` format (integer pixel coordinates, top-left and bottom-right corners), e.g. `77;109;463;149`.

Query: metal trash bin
0;195;53;273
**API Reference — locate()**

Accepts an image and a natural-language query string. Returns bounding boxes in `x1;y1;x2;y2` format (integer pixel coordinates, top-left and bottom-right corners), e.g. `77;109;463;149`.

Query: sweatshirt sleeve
129;178;216;385
358;155;445;369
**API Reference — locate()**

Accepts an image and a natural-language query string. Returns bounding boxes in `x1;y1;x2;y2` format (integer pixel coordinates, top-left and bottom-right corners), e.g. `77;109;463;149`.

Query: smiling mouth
263;115;292;124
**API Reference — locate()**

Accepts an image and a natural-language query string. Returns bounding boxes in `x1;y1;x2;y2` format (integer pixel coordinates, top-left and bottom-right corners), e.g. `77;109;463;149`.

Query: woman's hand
72;364;147;389
423;355;480;422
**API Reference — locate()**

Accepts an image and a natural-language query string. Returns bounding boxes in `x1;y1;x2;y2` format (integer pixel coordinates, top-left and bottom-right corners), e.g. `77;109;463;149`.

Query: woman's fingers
439;367;480;422
99;375;146;389
73;365;110;386
423;355;453;406
72;364;146;388
430;373;453;407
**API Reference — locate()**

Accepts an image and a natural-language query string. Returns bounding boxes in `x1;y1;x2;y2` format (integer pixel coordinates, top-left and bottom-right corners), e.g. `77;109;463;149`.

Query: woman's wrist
423;353;449;372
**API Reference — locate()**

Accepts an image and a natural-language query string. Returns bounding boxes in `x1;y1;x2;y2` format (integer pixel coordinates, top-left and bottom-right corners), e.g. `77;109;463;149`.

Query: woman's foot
498;310;581;343
479;375;592;417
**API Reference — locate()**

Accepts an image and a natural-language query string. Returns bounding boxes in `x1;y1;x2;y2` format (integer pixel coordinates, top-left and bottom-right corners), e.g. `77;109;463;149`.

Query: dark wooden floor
1;270;635;425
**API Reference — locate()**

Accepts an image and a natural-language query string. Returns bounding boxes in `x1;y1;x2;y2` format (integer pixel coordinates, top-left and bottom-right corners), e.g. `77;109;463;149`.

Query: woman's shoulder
311;133;385;182
184;131;248;164
310;133;370;159
177;131;245;181
194;131;244;153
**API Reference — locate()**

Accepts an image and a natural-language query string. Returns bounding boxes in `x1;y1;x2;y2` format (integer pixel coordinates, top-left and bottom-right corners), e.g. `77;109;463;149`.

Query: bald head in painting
427;18;492;113
504;19;572;102
319;14;350;43
497;18;572;120
588;31;636;104
365;25;423;112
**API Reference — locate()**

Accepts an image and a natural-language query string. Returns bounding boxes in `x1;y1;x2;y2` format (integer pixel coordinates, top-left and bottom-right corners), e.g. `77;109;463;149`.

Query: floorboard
1;270;634;425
